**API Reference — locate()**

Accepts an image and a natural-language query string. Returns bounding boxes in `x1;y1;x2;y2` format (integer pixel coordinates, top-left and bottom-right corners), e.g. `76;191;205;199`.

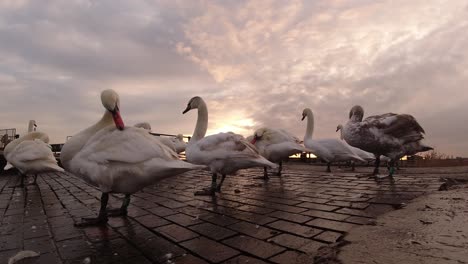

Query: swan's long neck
304;112;314;141
28;120;36;132
190;101;208;143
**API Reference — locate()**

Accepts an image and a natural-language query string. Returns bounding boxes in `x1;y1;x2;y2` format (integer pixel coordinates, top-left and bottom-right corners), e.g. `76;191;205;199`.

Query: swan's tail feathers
351;155;366;162
420;145;434;152
47;163;65;173
150;160;207;177
3;162;14;171
261;158;279;169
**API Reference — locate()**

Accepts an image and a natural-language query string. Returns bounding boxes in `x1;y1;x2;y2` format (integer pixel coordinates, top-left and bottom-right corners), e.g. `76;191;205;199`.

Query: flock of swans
3;89;432;226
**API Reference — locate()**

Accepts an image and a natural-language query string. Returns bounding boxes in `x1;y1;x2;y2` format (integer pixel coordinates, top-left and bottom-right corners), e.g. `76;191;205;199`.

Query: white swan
302;108;364;172
3;131;63;187
251;127;309;178
342;105;432;177
171;134;186;154
60;89;205;226
182;96;277;195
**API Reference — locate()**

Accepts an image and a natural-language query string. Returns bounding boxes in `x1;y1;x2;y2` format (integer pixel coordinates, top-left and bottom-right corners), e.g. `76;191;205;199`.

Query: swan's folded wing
10;140;55;162
306;140;333;161
317;139;357;156
364;113;425;142
79;127;178;165
198;132;261;158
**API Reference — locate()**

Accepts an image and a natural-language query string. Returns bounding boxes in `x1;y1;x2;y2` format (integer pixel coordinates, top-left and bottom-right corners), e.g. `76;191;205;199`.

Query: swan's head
182;96;203;114
301;108;312;121
336;124;343;132
101;89;125;130
251;127;269;144
349;105;364;121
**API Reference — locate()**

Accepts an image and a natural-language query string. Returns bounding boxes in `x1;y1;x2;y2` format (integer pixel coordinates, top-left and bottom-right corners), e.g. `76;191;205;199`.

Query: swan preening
3;130;64;187
60;89;205;226
301;108;364;172
251;127;308;178
183;96;277;195
171;134;187;154
342;105;432;177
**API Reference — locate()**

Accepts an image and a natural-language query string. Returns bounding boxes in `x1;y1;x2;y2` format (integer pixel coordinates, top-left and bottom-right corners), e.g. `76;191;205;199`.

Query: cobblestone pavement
1;163;465;264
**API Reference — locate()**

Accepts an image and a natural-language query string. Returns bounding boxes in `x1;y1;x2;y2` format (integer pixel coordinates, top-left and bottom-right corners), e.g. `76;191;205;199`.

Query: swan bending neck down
61;89;204;226
251;127;308;179
302;108;364;172
343;105;433;177
4;131;64;187
183;96;276;196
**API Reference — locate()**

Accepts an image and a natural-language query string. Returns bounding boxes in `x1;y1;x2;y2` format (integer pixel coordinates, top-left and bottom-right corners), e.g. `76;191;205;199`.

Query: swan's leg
9;173;25;188
276;162;282;176
326;162;332;172
107;194;131;216
351;161;355;171
373;156;380;175
388;160;396;177
215;174;227;192
264;167;269;180
75;192;109;227
194;173;217;196
29;174;38;185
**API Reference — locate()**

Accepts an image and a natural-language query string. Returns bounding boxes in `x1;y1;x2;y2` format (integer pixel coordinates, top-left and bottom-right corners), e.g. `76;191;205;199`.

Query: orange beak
112;110;125;130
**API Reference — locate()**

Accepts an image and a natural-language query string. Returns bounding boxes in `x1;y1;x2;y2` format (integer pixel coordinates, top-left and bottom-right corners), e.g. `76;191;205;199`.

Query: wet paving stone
0;164;457;263
223;235;285;259
155;224;199;242
269;250;315;264
268;220;323;238
227;221;277;239
190;222;238;240
223;255;269;264
181;236;240;263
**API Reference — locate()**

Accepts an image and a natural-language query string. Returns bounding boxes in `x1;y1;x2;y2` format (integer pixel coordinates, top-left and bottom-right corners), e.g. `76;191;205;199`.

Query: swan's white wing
78;126;178;164
5;139;63;173
7;140;54;163
197;132;258;155
278;129;301;143
316;139;364;161
304;140;333;162
187;132;275;172
71;126;203;193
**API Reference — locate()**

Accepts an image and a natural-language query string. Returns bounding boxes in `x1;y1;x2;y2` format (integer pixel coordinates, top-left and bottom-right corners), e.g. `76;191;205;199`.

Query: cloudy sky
0;0;467;157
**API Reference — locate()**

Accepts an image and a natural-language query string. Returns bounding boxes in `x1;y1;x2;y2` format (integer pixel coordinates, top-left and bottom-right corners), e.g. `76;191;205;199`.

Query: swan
60;89;205;226
171;134;186;154
342;105;432;177
250;127;309;178
182;96;277;196
3;131;64;187
301;108;364;172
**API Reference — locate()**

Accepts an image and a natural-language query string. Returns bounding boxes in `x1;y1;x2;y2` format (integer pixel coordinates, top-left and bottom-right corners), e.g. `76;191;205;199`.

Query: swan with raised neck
182;96;208;143
301;108;314;142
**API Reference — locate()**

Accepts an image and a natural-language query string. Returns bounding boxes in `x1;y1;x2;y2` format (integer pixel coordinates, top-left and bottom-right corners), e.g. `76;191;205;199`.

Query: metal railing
0;128;17;150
